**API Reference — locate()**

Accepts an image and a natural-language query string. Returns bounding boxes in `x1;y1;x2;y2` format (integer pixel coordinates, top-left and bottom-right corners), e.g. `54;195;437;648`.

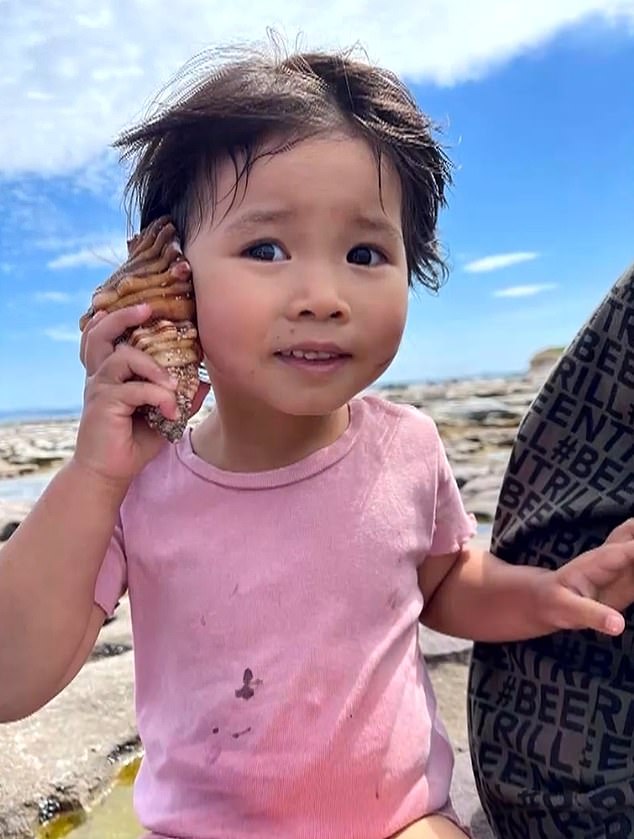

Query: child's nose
288;279;351;323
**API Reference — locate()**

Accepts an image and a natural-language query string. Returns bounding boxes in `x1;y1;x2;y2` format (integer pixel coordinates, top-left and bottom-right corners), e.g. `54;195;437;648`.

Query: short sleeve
429;429;477;556
94;519;128;617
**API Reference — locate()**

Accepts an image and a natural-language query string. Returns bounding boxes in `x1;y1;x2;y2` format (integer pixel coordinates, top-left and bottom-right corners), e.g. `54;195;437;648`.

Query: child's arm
0;463;127;721
0;303;205;723
419;519;634;641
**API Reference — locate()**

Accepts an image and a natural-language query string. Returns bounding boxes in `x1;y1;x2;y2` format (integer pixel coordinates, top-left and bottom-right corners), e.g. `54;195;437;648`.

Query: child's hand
590;519;634;615
73;303;208;487
537;519;634;636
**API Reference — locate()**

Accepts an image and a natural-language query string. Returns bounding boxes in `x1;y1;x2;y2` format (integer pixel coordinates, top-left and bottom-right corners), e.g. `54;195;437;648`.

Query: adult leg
468;260;634;837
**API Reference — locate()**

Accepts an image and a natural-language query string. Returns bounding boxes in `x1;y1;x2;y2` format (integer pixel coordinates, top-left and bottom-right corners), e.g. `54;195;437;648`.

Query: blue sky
2;3;634;413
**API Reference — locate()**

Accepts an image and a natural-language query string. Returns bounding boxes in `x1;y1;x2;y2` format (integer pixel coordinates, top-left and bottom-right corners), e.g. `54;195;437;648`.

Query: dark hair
114;43;452;290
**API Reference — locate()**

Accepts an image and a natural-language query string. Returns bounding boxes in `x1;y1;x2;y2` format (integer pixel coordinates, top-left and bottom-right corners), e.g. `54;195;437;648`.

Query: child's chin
273;393;351;418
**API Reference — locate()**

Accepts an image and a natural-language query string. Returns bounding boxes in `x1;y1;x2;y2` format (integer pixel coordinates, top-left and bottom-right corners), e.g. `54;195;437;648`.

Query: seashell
79;216;203;441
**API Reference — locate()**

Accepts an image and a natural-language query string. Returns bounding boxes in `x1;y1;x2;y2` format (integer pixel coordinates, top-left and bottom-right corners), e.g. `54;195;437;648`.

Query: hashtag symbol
551;435;577;464
496;675;516;706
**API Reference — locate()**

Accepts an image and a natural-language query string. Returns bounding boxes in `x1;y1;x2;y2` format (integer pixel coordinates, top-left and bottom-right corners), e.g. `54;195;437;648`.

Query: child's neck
191;399;351;473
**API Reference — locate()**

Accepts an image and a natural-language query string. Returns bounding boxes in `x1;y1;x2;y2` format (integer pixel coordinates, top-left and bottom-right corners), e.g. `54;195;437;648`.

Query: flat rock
452;464;489;487
0;653;136;839
452;751;495;839
429;399;525;426
0;501;32;541
461;489;500;522
419;625;472;661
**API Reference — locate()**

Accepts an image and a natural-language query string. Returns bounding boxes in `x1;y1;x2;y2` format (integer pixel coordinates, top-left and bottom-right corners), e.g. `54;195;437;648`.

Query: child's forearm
421;548;554;641
0;460;128;721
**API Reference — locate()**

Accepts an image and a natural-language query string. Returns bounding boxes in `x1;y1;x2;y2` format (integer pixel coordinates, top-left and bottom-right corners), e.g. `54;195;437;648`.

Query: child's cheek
374;292;408;356
197;311;234;370
195;295;261;379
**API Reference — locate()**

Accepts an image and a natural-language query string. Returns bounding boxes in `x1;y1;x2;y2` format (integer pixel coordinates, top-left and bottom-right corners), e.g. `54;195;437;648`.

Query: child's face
185;134;409;417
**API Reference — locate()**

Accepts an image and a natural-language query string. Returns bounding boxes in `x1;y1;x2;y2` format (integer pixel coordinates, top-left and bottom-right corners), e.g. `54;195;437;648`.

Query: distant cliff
529;346;564;375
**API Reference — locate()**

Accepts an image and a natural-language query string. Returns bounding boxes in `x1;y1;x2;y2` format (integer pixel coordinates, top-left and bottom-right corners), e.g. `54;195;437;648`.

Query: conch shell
79;216;202;442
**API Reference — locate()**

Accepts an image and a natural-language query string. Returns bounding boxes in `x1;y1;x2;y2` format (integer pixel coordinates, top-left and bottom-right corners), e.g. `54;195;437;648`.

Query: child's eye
347;245;385;267
243;242;287;261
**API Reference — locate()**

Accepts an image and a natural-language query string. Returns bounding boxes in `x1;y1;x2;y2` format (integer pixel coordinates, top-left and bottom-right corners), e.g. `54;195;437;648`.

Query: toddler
2;45;634;839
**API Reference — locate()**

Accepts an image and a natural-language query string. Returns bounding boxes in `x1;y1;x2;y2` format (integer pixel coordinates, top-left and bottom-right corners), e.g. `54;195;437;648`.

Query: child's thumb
606;518;634;545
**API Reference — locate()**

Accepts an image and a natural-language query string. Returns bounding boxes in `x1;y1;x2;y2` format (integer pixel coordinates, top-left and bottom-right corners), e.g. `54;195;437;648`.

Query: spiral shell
79;216;203;441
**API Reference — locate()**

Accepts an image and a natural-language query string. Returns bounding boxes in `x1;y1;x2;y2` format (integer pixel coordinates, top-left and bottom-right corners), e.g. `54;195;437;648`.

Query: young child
1;45;634;839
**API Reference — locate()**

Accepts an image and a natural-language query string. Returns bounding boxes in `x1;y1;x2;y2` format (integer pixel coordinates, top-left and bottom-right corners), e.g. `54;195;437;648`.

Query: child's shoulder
125;430;190;501
358;393;440;443
360;392;436;427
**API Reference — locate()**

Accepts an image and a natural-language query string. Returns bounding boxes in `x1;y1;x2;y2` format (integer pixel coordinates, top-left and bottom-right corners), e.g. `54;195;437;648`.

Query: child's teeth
288;350;335;360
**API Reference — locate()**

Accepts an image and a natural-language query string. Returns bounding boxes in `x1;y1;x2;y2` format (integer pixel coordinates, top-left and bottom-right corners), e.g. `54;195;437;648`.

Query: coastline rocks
0;421;79;478
429;398;525;426
376;366;548;522
0;360;553;530
0;502;31;541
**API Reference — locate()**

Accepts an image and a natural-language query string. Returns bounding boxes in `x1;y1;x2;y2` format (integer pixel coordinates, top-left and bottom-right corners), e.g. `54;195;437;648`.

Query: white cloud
0;182;74;245
47;241;126;270
70;149;125;202
43;325;80;342
493;283;558;298
2;1;634;178
34;230;122;252
464;251;539;273
34;291;74;303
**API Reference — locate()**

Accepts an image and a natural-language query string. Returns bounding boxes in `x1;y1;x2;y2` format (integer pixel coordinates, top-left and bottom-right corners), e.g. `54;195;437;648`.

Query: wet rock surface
0;603;138;839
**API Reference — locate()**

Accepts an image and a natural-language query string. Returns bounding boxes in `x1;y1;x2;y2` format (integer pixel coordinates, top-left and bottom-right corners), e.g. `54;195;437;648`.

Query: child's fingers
556;587;625;636
81;303;153;374
571;541;634;589
92;343;176;390
606;518;634;545
79;310;107;367
108;381;179;421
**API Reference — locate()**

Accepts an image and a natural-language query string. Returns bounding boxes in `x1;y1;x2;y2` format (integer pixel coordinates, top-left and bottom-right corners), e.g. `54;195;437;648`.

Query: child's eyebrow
222;208;402;242
222;209;295;234
350;213;403;243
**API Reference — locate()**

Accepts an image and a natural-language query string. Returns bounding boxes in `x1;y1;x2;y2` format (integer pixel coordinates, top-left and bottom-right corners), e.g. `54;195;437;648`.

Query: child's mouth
278;349;344;361
274;348;351;371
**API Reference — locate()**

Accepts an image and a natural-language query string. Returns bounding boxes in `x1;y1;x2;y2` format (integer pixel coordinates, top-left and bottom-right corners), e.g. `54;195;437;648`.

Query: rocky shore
0;352;559;838
0;352;557;536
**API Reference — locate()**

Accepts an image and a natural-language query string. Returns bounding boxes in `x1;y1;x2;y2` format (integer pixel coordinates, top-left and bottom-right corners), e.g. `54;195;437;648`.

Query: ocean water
0;471;57;502
0;408;81;425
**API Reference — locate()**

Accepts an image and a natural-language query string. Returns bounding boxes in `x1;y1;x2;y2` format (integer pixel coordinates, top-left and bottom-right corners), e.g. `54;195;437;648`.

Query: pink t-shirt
95;395;476;839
